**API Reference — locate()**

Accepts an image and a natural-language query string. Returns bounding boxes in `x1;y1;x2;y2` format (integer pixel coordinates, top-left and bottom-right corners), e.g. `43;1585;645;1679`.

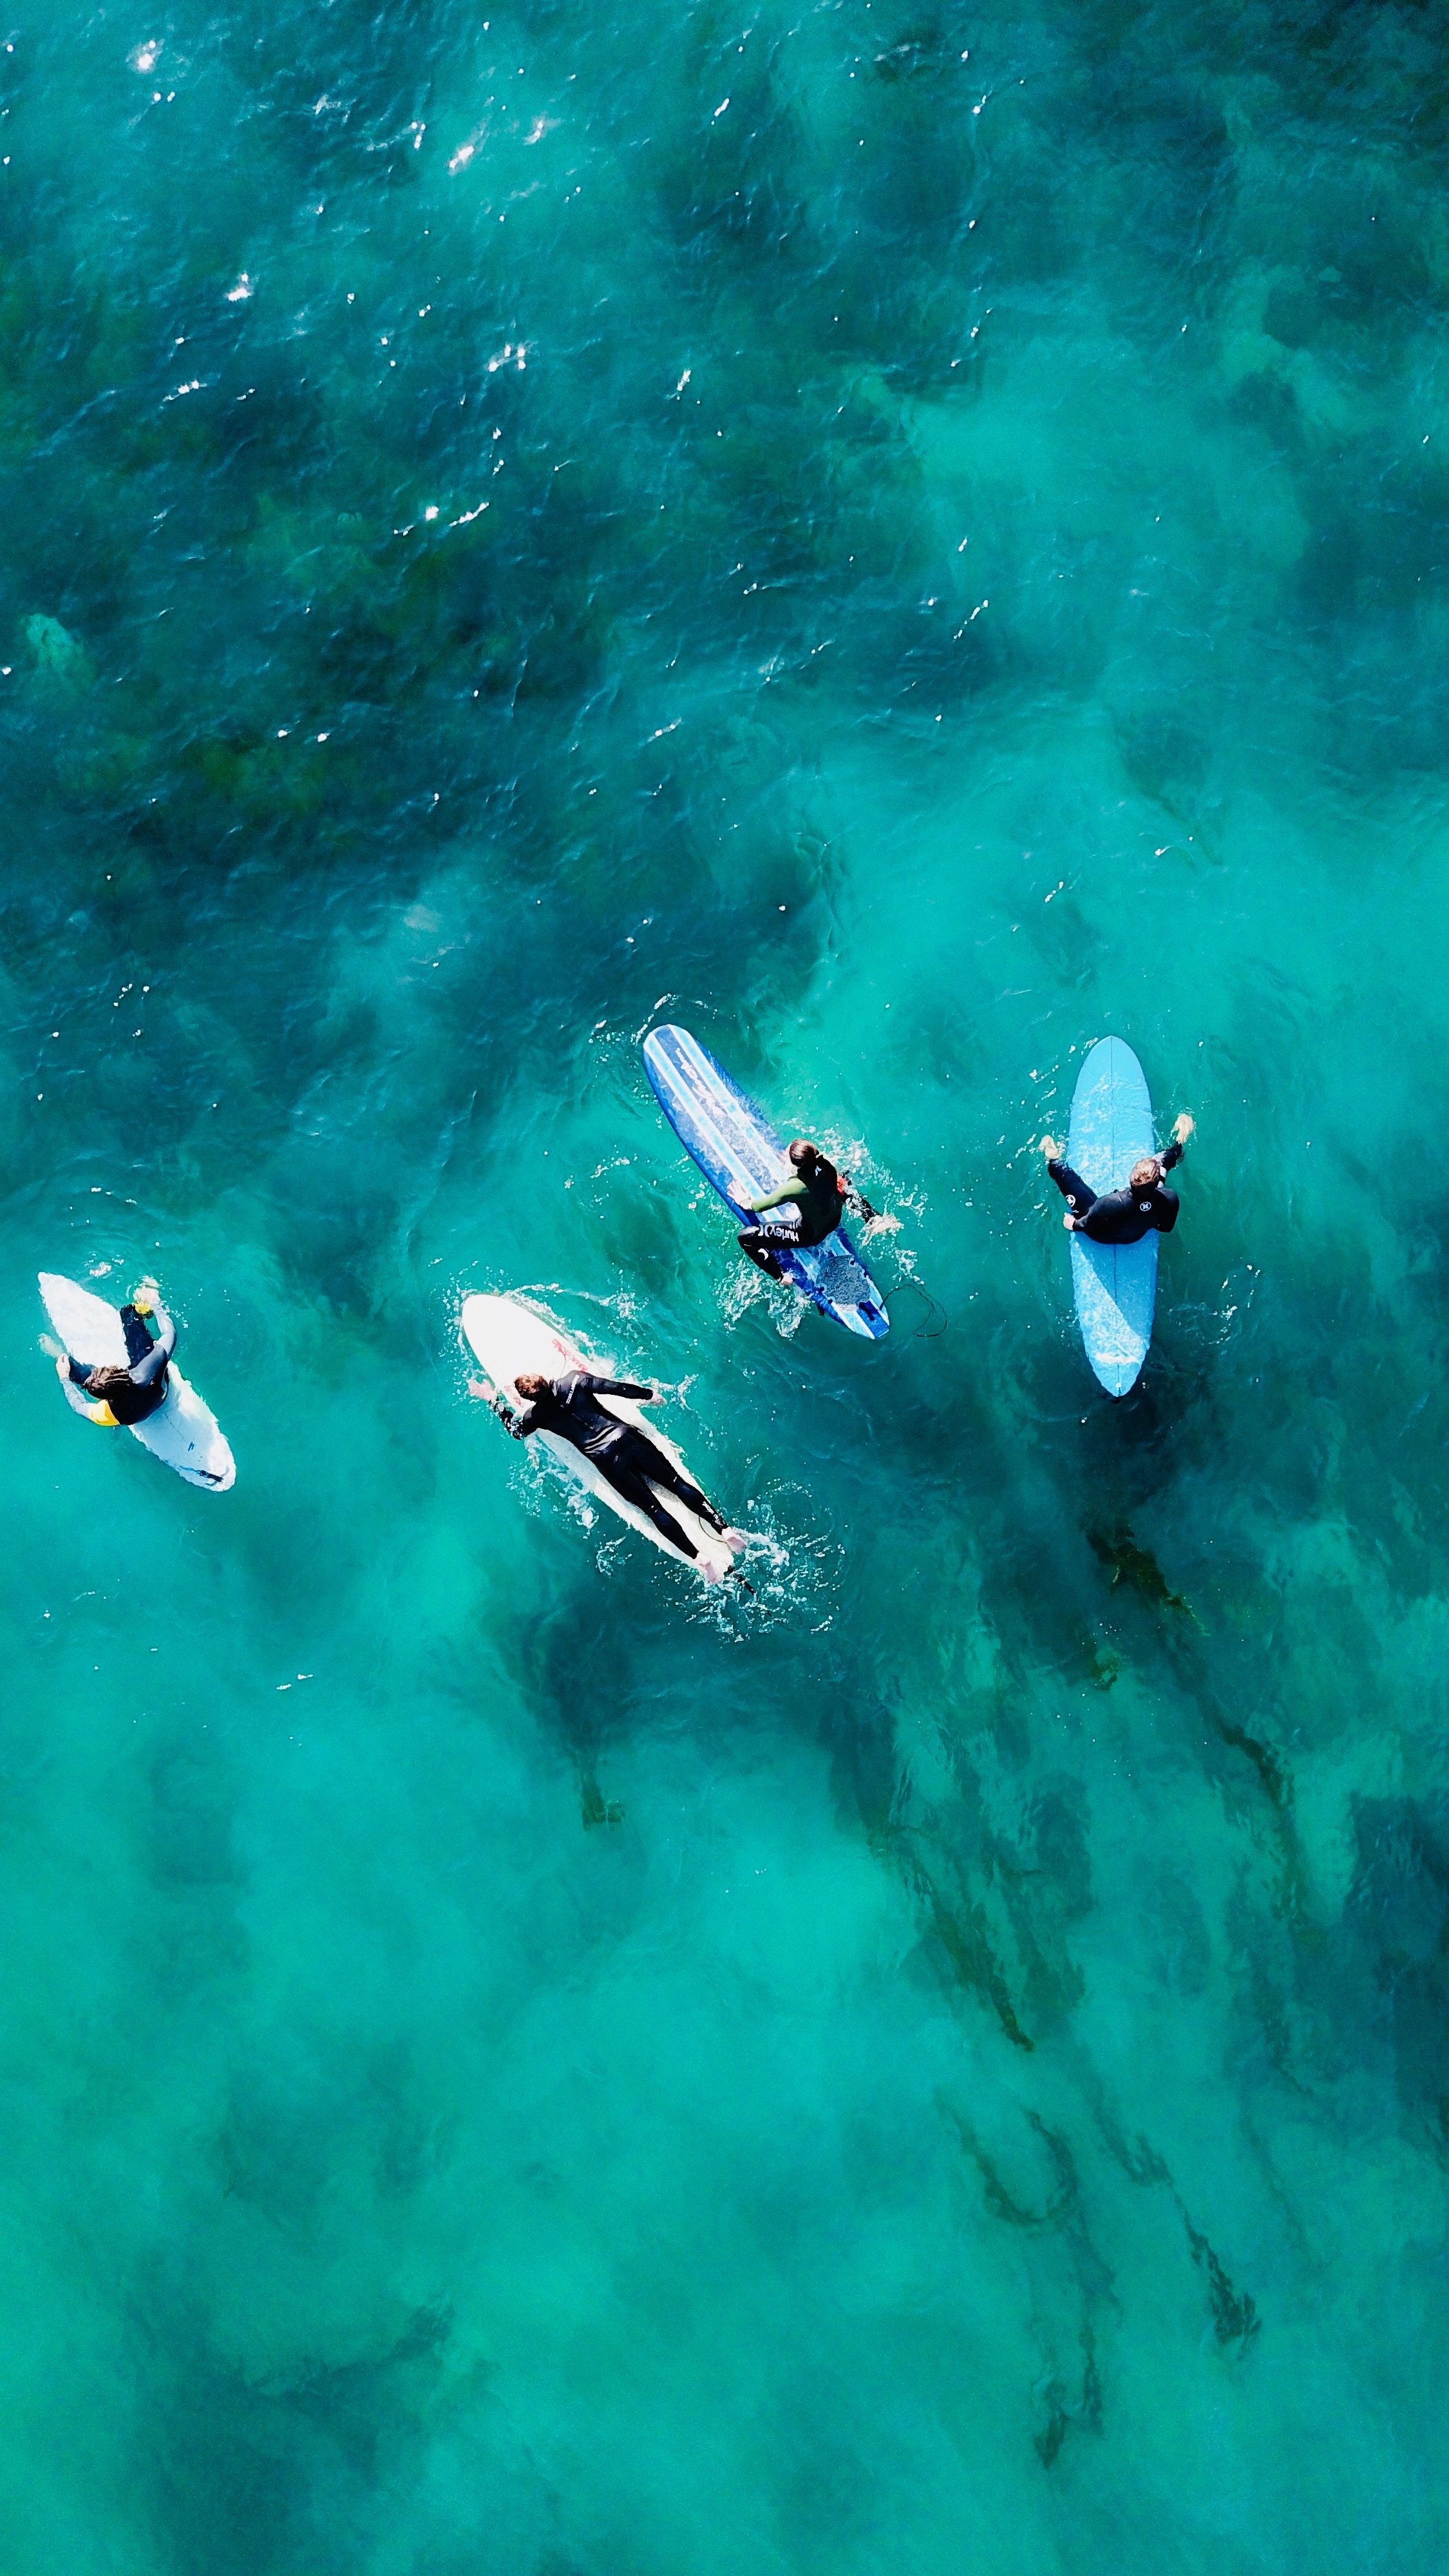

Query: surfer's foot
699;1557;724;1585
722;1527;750;1553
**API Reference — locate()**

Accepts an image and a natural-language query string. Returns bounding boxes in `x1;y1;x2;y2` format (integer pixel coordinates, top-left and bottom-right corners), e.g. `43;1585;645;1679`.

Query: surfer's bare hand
1063;1211;1078;1230
1040;1136;1060;1160
468;1378;495;1401
54;1352;69;1379
1173;1112;1195;1142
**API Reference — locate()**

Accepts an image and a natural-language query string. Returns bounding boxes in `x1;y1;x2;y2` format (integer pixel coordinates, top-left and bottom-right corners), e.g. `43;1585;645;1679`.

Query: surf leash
880;1278;949;1340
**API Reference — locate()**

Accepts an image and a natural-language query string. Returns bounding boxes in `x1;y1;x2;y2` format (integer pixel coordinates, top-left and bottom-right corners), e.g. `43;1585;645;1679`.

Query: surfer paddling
56;1280;175;1426
1040;1115;1195;1242
469;1368;748;1577
728;1139;875;1280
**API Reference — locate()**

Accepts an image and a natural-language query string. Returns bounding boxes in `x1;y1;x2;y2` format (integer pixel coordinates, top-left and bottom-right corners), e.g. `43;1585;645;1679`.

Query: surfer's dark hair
514;1372;548;1398
788;1139;826;1173
85;1365;133;1401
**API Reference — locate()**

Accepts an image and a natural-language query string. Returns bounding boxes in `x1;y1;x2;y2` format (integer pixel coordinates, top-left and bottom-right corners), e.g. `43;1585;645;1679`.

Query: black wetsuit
1047;1141;1183;1244
70;1302;174;1423
498;1370;725;1560
739;1160;848;1270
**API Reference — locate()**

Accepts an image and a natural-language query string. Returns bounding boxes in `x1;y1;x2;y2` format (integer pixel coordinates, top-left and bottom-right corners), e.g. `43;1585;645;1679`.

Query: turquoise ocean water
4;0;1449;2564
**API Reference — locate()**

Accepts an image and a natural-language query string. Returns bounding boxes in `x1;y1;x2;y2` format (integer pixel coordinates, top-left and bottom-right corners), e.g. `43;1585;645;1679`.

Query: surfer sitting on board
728;1139;868;1280
56;1282;175;1425
469;1369;746;1569
1039;1117;1195;1243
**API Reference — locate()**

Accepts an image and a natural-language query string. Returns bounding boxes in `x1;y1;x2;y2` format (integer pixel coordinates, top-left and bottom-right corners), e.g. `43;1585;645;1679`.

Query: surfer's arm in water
1155;1119;1191;1177
55;1356;118;1425
469;1379;538;1438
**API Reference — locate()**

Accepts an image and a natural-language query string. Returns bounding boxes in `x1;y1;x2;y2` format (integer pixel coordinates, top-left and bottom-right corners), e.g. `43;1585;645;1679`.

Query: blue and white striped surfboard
642;1025;889;1340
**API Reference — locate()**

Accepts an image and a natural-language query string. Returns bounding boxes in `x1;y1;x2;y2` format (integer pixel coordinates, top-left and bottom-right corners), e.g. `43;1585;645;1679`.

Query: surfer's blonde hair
1130;1157;1162;1189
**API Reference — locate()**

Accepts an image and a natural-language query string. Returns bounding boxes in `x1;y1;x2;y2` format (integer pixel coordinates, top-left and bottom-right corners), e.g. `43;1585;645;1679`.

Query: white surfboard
39;1273;236;1491
460;1294;735;1579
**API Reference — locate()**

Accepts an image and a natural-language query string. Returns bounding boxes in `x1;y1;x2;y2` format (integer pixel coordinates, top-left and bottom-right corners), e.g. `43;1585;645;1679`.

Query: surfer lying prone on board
56;1282;175;1425
470;1369;748;1572
1039;1116;1195;1243
728;1139;874;1280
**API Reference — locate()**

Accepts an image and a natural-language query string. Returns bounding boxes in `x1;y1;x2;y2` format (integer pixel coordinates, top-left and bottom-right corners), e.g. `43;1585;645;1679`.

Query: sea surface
3;1;1448;2566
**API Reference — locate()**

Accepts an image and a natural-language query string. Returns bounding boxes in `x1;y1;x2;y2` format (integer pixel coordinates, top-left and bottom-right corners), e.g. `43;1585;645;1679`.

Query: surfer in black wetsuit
470;1368;747;1573
1039;1115;1194;1243
728;1139;871;1280
57;1282;176;1426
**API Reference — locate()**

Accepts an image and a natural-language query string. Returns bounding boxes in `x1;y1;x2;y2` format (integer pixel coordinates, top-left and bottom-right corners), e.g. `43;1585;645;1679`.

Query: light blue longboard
1066;1037;1158;1397
642;1025;888;1340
